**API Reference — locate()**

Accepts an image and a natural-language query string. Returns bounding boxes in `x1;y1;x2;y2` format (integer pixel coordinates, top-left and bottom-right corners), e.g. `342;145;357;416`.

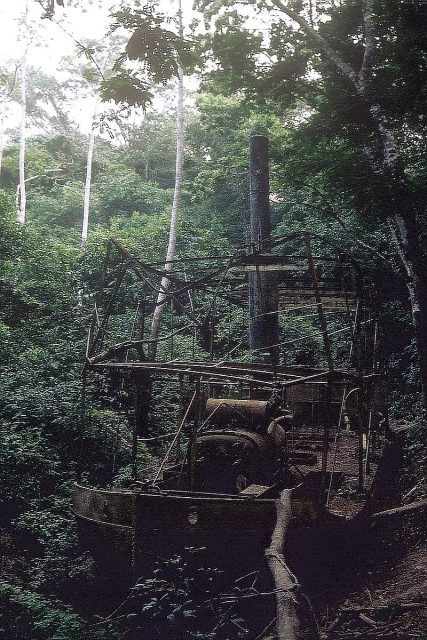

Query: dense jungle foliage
0;1;426;638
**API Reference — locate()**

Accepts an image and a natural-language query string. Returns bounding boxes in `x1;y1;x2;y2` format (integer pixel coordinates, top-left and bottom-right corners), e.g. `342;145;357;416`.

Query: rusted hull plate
135;491;275;532
74;485;315;531
73;485;316;578
73;484;135;526
75;513;134;581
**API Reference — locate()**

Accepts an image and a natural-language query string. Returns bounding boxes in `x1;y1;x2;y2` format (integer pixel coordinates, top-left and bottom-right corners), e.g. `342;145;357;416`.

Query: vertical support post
357;390;365;490
321;372;333;500
133;295;149;474
134;295;152;438
140;293;146;342
304;234;333;500
364;409;372;476
132;373;139;481
78;365;88;480
210;300;216;361
248;136;279;365
304;234;333;371
354;271;365;491
176;374;184;463
190;377;202;491
170;298;174;360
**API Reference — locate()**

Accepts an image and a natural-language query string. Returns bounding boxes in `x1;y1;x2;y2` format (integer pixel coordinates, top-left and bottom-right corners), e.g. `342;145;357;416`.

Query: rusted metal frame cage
80;233;384;500
72;138;388;586
84;362;381;499
86;234;377;364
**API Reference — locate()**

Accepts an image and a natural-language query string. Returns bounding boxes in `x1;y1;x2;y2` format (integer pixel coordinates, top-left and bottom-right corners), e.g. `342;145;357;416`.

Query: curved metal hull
73;484;315;581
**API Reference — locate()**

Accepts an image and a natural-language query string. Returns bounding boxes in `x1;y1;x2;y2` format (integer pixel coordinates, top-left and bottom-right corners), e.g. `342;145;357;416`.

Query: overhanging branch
268;0;358;85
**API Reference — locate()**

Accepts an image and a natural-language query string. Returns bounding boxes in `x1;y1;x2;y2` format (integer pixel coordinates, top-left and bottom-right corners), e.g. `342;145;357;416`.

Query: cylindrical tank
204;398;271;426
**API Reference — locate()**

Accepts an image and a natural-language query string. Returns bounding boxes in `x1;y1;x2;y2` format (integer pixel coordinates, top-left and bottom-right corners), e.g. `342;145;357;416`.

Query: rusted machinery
73;137;387;582
193;398;291;494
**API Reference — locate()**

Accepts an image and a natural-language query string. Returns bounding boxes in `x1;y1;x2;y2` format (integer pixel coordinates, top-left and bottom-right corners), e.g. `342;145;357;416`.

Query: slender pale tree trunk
149;0;184;359
0;88;8;176
78;107;97;306
0;114;5;178
81;121;96;244
17;0;28;224
81;51;110;245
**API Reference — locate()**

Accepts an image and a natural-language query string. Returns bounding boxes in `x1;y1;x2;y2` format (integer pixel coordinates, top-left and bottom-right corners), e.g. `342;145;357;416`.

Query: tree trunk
0;88;8;176
81;50;110;245
269;0;427;406
366;103;427;406
81;123;96;244
17;0;28;224
357;107;427;405
391;207;427;407
149;0;184;359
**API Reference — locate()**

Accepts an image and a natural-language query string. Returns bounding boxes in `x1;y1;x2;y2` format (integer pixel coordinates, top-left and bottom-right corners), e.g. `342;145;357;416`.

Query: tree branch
266;0;400;173
358;0;375;90
371;499;427;521
294;182;391;265
88;325;195;363
268;0;358;85
35;0;106;82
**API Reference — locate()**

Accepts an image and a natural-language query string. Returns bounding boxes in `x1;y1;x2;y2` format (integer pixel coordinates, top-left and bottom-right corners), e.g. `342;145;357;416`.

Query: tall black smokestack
248;136;279;365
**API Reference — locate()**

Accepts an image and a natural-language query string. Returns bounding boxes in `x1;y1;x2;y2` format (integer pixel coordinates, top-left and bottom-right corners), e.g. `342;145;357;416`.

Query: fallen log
370;499;427;520
358;612;377;627
341;602;425;614
325;602;425;637
265;489;318;640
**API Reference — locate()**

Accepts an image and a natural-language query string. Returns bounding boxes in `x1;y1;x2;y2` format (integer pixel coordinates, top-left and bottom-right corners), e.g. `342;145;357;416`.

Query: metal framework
81;230;386;499
73;138;389;584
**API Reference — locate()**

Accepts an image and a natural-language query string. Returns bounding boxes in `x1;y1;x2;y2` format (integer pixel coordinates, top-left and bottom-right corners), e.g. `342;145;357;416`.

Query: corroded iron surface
205;398;271;425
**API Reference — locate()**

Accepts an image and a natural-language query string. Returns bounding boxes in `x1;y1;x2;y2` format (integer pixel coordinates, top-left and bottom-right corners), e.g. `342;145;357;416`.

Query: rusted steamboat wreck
74;137;387;579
